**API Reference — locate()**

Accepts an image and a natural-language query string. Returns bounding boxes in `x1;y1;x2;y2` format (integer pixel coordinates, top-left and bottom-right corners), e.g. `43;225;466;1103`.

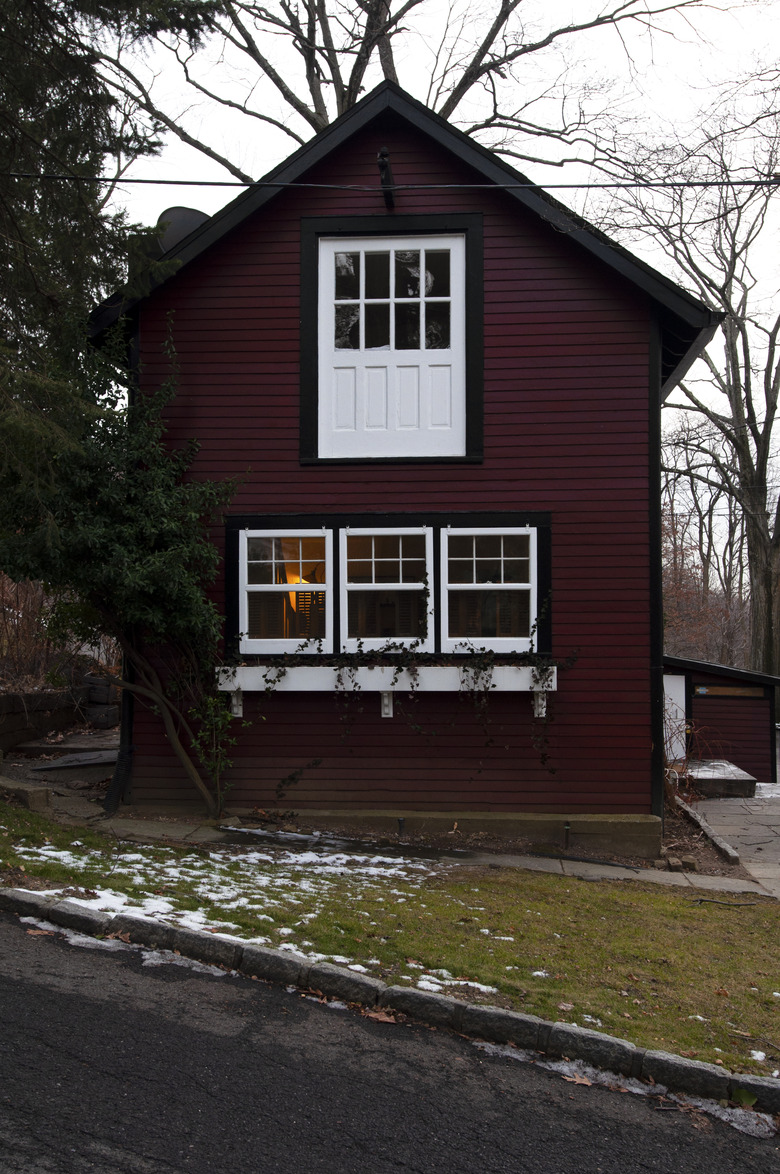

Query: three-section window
238;524;539;655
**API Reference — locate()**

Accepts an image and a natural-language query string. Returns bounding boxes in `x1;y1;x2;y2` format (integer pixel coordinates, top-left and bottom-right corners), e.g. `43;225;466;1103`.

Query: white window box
217;664;556;694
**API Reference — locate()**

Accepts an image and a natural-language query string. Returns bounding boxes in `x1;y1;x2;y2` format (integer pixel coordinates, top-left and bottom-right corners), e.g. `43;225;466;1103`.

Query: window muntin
339;528;434;652
318;233;466;459
441;529;537;653
240;530;333;653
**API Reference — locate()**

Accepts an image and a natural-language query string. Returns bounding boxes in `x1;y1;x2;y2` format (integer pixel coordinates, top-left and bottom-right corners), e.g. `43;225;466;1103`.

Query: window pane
448;535;472;559
395;250;420;297
425;250;450;296
402;534;425;558
346;534;371;558
247;592;326;640
365;302;390;349
448;590;531;639
335;252;360;299
395;302;420;349
347;560;372;583
474;535;501;558
504;534;530;559
247;537;274;561
475;558;501;584
374;534;400;559
247;562;273;585
374;558;401;583
504;558;530;583
348;590;427;639
365;252;390;298
335;305;360;349
425;303;450;349
401;558;426;583
299;537;326;565
447;559;473;584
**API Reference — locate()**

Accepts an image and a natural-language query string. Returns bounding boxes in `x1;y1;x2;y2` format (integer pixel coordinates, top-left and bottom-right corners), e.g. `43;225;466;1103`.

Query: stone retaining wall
0;688;89;753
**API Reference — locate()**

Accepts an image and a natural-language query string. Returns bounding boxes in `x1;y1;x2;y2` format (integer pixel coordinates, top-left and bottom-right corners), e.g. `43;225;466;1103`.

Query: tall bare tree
602;109;780;673
94;0;715;181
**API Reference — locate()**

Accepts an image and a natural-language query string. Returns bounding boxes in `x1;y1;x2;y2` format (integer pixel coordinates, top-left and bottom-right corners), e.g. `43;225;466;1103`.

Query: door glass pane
365;252;390;298
395;250;420;298
395;303;420;350
335;305;360;349
425;303;450;349
425;250;450;296
335;252;360;299
365;303;390;349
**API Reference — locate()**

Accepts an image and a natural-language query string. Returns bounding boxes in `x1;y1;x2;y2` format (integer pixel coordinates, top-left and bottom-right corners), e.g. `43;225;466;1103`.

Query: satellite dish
156;206;210;253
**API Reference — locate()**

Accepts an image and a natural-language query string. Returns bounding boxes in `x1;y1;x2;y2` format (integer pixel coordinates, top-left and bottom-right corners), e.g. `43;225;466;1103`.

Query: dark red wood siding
132;112;657;814
690;670;774;784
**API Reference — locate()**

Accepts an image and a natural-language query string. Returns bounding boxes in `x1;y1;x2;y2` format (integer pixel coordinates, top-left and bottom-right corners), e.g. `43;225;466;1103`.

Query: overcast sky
109;1;776;231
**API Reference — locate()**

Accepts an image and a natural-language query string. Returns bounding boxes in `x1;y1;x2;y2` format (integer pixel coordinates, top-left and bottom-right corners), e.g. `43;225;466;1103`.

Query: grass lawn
1;799;778;1077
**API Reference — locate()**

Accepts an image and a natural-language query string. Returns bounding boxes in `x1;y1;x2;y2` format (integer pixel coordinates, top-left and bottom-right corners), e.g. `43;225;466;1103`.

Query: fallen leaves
562;1073;592;1086
26;928;54;936
363;1009;397;1023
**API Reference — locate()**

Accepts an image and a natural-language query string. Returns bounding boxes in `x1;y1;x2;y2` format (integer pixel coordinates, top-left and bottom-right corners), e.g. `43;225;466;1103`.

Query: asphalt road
0;912;776;1173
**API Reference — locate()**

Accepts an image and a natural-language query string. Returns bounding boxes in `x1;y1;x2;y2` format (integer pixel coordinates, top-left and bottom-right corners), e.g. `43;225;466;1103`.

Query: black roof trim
663;655;780;688
91;80;720;368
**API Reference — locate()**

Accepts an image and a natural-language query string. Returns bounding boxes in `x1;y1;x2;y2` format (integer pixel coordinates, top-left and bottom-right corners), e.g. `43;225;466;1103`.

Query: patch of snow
470;1040;776;1139
751;1050;766;1062
670;1093;776;1139
531;969;549;978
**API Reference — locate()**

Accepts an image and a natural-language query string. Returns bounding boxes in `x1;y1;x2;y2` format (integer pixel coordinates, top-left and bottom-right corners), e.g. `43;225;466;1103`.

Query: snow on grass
12;837;454;982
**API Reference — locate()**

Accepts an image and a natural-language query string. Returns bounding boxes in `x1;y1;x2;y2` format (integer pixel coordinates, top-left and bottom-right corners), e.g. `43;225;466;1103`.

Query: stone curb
674;796;741;865
2;887;778;1116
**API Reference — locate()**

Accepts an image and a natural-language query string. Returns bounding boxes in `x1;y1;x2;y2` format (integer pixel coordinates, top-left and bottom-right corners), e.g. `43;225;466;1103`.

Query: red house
93;84;718;855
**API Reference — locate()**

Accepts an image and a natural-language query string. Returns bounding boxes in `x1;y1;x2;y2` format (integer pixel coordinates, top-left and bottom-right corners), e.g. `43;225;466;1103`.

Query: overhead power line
6;172;780;192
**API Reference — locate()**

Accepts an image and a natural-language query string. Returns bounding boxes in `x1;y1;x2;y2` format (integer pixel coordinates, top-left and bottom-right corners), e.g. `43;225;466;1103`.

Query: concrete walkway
695;788;780;898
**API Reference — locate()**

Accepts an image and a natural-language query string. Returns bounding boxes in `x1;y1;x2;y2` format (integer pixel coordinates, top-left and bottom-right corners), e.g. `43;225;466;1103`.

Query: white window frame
440;527;538;654
318;234;466;459
339;527;435;653
239;529;334;654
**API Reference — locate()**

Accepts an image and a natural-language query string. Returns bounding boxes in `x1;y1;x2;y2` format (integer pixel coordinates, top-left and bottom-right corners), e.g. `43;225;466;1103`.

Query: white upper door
318;234;466;458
